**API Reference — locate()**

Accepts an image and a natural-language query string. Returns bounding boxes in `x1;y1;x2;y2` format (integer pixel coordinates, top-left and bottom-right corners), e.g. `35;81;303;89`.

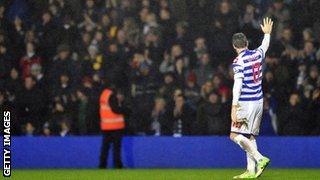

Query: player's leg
230;102;265;162
233;137;260;179
243;135;262;174
251;102;270;177
230;102;256;178
230;132;264;162
235;133;256;175
231;102;264;178
99;131;112;168
246;136;256;174
254;136;270;178
230;132;256;179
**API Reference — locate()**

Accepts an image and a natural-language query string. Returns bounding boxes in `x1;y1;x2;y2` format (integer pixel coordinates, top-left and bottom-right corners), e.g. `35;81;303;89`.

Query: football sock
247;138;257;173
234;134;264;162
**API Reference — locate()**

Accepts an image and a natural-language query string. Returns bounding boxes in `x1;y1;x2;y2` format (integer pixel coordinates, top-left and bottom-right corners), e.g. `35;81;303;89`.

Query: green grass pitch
11;169;320;180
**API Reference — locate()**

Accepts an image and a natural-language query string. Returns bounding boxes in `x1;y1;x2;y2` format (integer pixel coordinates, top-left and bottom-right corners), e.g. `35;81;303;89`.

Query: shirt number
252;62;260;83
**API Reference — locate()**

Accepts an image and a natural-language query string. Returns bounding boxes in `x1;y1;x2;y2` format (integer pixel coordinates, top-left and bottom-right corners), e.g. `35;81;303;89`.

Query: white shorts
231;100;263;136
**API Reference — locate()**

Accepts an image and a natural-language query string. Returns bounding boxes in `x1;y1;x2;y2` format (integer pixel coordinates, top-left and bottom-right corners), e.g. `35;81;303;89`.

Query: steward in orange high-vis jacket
98;88;130;169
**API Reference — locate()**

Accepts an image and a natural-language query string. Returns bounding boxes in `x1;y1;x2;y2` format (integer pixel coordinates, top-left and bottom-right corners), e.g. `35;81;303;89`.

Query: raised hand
260;17;273;34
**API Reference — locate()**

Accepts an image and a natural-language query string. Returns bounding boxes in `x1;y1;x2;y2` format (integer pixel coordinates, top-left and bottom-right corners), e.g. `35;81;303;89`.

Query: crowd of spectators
0;0;319;136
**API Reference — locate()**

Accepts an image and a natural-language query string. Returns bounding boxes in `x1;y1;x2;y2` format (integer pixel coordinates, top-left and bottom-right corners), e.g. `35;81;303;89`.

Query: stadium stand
0;0;319;136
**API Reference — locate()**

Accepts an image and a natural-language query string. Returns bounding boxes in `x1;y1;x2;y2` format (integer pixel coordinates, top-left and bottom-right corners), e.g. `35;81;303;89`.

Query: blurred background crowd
0;0;319;137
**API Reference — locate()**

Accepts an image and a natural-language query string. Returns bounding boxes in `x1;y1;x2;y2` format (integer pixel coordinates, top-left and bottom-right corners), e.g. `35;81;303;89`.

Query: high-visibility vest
99;89;125;131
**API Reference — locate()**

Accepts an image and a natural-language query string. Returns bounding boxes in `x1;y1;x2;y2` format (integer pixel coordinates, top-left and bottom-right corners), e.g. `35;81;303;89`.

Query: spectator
59;120;72;137
296;63;308;91
81;76;101;134
11;16;26;60
25;30;39;45
42;122;51;137
76;32;92;58
200;80;214;99
76;88;98;135
240;3;260;48
30;64;46;90
260;97;278;135
184;72;201;108
300;41;317;62
263;71;275;96
172;94;195;136
308;88;320;135
266;0;290;40
59;15;79;47
83;0;99;22
159;8;175;45
103;42;128;88
302;28;315;45
160;51;175;74
130;52;158;134
16;76;45;133
278;93;306;135
81;45;104;77
48;44;79;87
210;0;237;60
75;93;88;141
305;65;319;93
171;21;190;51
91;30;107;52
24;122;35;137
190;37;208;68
0;5;9;32
148;97;172;136
5;68;22;103
194;53;214;86
20;42;42;79
174;57;187;88
52;74;74;107
0;43;12;85
281;27;293;47
37;10;58;59
196;91;228;135
49;101;73;135
158;72;177;101
211;74;229;95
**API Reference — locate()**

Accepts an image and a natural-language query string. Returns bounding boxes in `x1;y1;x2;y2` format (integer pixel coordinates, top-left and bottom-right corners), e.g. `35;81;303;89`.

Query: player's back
233;49;264;102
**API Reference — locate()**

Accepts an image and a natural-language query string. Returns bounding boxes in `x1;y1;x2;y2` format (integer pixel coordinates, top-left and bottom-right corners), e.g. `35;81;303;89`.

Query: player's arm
258;17;273;56
231;76;243;123
231;63;244;123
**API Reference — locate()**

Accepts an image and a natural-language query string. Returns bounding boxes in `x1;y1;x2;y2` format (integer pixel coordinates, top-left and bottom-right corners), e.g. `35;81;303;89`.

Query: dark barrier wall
3;136;320;168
